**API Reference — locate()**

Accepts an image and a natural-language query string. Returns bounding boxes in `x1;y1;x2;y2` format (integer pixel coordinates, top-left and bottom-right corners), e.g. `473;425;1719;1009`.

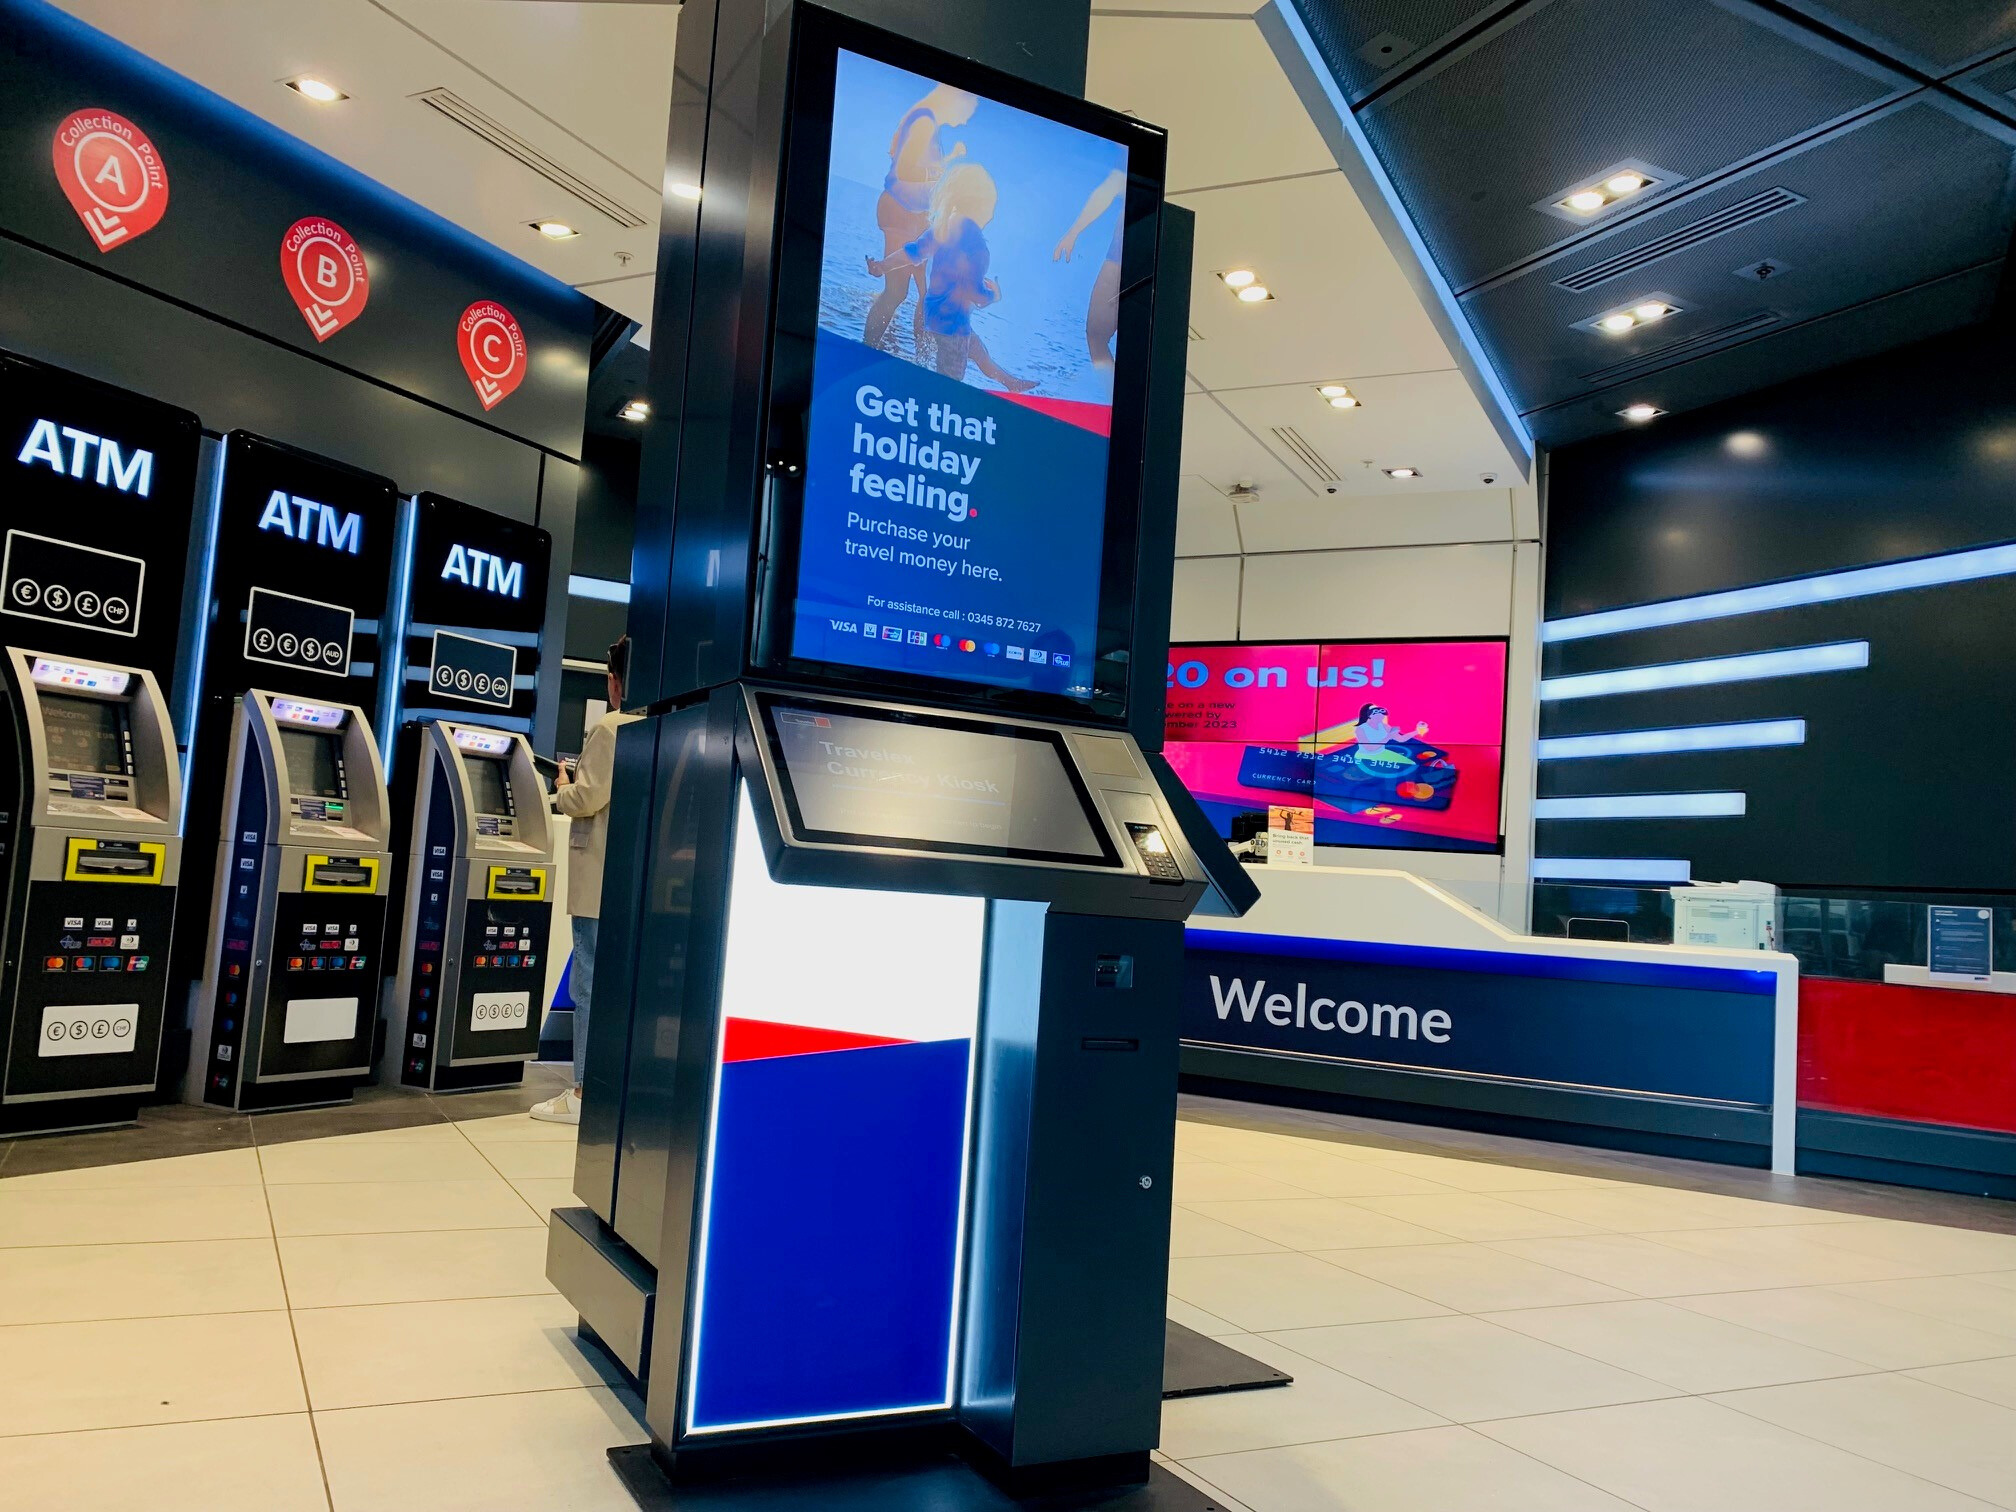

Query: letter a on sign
51;108;169;253
456;301;528;411
279;217;370;342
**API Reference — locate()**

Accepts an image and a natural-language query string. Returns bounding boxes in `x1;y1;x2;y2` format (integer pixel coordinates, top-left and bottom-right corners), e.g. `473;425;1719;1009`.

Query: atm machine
184;690;393;1111
384;721;555;1091
0;650;183;1134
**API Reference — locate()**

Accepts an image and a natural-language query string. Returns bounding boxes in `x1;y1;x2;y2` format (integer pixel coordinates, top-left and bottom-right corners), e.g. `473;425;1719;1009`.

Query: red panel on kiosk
1798;977;2016;1135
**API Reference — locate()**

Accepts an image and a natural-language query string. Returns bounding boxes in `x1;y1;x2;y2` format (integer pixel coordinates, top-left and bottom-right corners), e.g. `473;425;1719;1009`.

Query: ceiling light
286;77;347;103
1318;384;1349;398
1619;403;1663;423
1328;395;1360;409
534;220;579;240
1384;466;1420;479
1545;163;1670;221
619;403;649;422
1599;313;1636;334
1633;301;1671;322
1565;189;1607;213
1582;297;1681;336
1605;173;1648;195
1234;283;1271;303
1219;268;1257;289
669;182;703;201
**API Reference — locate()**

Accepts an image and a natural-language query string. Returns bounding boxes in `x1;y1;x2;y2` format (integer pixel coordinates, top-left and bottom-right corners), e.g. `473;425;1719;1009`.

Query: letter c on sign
483;333;505;365
1310;997;1335;1031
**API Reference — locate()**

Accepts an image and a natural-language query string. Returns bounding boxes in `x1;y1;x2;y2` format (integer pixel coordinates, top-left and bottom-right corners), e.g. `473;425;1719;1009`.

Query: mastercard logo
958;639;977;652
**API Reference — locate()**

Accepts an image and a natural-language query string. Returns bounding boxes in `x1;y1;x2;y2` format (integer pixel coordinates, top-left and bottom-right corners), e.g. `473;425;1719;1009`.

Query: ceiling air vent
1579;310;1782;387
1270;426;1340;484
1554;187;1806;294
411;87;648;230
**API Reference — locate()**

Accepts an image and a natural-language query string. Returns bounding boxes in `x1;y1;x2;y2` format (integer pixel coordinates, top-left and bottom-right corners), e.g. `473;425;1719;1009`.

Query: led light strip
1536;792;1746;819
1537;719;1806;760
1539;642;1866;702
1543;541;2016;643
1532;857;1692;883
568;574;631;604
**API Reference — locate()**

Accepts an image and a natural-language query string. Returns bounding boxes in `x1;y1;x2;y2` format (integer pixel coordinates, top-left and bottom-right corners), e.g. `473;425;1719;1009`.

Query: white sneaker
529;1088;580;1125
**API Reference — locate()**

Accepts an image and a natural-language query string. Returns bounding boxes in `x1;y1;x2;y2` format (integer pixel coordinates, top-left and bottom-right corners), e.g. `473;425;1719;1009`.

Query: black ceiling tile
1356;0;1906;290
1770;0;2016;74
1289;0;1519;101
1949;47;2016;124
1463;100;2016;412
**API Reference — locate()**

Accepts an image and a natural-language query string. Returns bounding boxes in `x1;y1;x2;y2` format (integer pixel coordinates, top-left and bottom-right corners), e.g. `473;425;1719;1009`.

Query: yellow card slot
63;838;166;884
486;865;548;901
305;854;380;893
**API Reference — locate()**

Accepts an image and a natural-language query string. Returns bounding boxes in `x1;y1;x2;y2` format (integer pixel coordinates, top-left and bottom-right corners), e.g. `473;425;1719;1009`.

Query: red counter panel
1798;977;2016;1135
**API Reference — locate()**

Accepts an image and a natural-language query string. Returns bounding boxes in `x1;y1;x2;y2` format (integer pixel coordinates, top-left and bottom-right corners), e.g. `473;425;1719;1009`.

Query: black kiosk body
184;691;394;1110
546;7;1251;1502
384;721;555;1090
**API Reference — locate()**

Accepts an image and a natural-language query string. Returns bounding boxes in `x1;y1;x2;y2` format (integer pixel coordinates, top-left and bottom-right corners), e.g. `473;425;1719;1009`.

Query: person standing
530;636;640;1125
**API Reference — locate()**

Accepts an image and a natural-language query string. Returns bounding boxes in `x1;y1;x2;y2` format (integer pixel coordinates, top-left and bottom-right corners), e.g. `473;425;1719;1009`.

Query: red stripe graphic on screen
457;301;528;410
997;393;1112;437
280;218;370;342
721;1017;911;1063
52;108;169;253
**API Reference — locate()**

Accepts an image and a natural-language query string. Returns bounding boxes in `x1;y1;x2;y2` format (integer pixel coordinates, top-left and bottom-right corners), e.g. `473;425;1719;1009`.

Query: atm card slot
490;874;540;895
308;860;371;888
1080;1037;1140;1052
73;851;154;876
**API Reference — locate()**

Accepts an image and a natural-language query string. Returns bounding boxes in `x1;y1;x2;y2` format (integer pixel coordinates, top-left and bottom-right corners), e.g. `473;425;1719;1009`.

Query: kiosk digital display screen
41;693;126;775
762;18;1165;718
465;756;511;817
279;728;344;799
763;701;1118;865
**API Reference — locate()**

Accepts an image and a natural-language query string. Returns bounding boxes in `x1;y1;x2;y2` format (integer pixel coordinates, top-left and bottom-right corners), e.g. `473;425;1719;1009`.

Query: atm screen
464;756;511;817
40;694;127;775
762;700;1119;865
279;727;344;799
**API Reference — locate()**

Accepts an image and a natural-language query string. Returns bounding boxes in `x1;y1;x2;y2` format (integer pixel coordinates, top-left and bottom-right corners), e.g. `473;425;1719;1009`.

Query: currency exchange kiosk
0;651;183;1135
384;721;555;1091
185;691;393;1110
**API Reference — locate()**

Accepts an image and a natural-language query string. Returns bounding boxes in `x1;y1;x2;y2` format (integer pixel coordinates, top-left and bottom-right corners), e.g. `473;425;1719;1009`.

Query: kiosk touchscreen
186;691;392;1110
385;722;555;1091
0;650;182;1133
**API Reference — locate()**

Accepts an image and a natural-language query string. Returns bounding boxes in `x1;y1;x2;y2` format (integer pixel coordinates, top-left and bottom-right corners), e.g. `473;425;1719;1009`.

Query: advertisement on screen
1163;640;1509;854
787;48;1133;701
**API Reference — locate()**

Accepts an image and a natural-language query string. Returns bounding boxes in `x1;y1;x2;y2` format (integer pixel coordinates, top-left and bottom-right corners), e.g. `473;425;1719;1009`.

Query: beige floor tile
1159;1332;1444;1458
1349;1192;1605;1242
453;1112;582;1144
280;1227;557;1308
1169;1251;1449;1333
1166;1295;1241;1337
1489;1232;1789;1297
1169;1207;1287;1258
1213;1155;1459;1198
1483;1298;1870;1393
0;1184;271;1247
509;1176;581;1217
1359;1156;1624;1193
471;1139;579;1179
1640;1223;1935;1287
1317;1241;1634;1312
0;1148;265;1189
293;1292;620;1409
1174;1120;1307;1157
1713;1371;2016;1508
269;1118;460;1145
1674;1286;2016;1370
267;1177;540;1237
0;1238;285;1325
1972;1270;2016;1293
0;1310;305;1435
316;1385;647;1512
257;1137;499;1185
1801;1219;2016;1276
1910;1354;2016;1411
0;1413;328;1512
1825;1276;2016;1340
1500;1185;1857;1232
1478;1395;1999;1511
1172;1162;1324;1203
1185;1198;1451;1252
1187;1424;1639;1511
1263;1314;1676;1422
1155;1458;1260;1512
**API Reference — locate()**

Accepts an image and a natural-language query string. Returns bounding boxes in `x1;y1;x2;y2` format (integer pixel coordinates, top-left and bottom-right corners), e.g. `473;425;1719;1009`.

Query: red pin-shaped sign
280;217;370;342
51;108;169;254
457;301;528;411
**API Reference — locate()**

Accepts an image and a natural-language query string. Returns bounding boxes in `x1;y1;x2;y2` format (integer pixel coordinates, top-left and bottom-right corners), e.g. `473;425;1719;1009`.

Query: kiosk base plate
1162;1320;1293;1399
608;1446;1228;1511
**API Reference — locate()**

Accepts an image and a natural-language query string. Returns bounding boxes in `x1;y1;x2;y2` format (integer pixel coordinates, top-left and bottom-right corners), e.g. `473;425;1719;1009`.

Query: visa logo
440;544;523;598
16;419;153;496
258;490;362;554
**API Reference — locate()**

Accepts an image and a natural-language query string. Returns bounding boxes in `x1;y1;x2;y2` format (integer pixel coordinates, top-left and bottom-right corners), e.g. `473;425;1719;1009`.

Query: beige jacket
554;710;641;918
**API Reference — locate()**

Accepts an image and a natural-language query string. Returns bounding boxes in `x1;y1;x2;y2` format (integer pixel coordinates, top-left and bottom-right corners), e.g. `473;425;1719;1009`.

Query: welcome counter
1181;867;1797;1172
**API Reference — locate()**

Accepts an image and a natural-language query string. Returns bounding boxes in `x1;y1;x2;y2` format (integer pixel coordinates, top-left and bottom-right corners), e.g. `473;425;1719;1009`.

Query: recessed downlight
1582;296;1681;336
1619;403;1663;423
1605;172;1648;195
534;220;580;240
1219;268;1257;289
1328;395;1360;409
1316;384;1361;409
619;400;650;422
1543;161;1671;222
1565;190;1607;213
285;77;348;103
1599;313;1636;334
1234;283;1271;303
1384;466;1420;479
1632;301;1671;322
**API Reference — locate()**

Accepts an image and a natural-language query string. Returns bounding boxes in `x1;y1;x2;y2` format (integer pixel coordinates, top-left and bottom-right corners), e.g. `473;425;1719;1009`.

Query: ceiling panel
1180;388;1314;502
1290;0;1516;102
1356;0;1905;289
1233;485;1515;554
1774;0;2016;72
1175;476;1243;556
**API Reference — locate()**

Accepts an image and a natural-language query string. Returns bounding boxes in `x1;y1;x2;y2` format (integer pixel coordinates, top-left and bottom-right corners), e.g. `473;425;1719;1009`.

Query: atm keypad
1124;824;1185;882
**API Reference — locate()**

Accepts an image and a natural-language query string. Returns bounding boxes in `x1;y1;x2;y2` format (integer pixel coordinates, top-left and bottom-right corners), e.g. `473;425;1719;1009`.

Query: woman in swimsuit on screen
863;84;977;354
867;163;1034;390
1054;168;1127;380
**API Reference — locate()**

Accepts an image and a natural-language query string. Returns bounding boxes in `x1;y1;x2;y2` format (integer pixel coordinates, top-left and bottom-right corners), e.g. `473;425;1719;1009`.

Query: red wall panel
1798;977;2016;1134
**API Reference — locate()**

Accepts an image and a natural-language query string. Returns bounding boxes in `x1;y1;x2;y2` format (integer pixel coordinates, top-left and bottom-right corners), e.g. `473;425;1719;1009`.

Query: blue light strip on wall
376;496;420;767
1537;719;1806;760
1543;540;2016;644
1539;642;1867;701
176;439;227;815
568;574;631;604
1535;792;1747;819
1532;857;1693;883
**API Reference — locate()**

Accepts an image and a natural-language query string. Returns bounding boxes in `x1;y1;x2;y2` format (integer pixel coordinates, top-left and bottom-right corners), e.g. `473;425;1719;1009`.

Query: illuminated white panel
1537;719;1805;760
568;574;631;603
271;697;346;728
30;657;129;694
451;727;513;755
1539;642;1866;702
1532;857;1693;882
1544;541;2016;643
1535;792;1746;819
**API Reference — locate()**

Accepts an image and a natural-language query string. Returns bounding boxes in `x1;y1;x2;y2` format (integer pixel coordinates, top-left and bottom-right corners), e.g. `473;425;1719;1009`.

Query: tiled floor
4;1086;2015;1510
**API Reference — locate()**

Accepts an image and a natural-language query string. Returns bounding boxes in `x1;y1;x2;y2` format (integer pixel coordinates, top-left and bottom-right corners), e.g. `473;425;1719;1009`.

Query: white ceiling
53;0;1519;528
